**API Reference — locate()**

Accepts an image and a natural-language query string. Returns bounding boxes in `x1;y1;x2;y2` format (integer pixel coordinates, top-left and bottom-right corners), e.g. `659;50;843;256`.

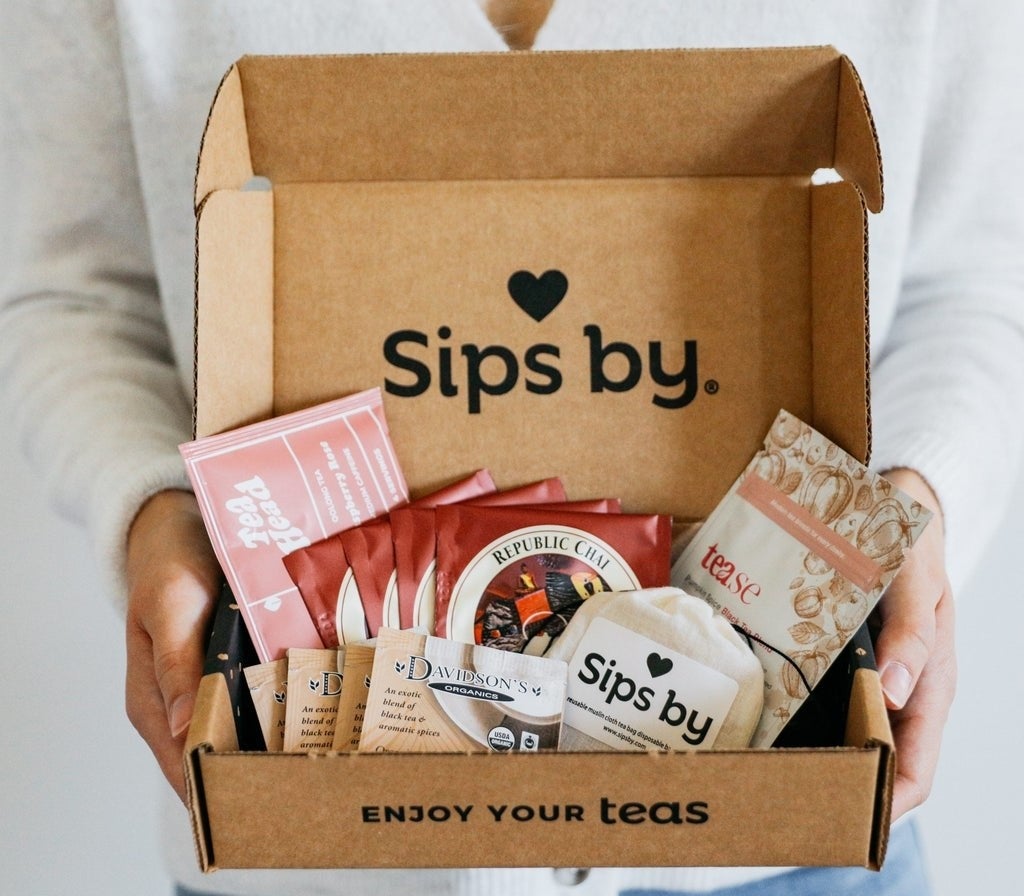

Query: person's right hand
125;489;221;803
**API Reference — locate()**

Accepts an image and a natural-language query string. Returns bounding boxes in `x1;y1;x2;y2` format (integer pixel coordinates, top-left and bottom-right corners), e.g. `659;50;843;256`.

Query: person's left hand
873;468;957;821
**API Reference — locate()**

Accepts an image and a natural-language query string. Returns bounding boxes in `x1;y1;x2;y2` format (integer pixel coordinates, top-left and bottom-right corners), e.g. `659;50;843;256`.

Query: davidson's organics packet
283;647;345;752
332;641;377;752
671;409;932;747
180;389;408;662
359;628;568;754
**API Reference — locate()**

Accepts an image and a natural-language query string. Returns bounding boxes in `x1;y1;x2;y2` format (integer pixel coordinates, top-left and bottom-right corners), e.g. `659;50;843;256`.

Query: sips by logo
383;270;716;414
565;618;739;751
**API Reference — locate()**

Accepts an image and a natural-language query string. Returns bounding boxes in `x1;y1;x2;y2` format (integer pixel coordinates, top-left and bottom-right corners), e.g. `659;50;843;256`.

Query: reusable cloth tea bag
546;587;763;751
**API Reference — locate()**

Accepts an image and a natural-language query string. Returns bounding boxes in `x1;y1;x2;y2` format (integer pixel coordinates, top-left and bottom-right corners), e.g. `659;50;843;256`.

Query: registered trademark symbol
704;379;719;395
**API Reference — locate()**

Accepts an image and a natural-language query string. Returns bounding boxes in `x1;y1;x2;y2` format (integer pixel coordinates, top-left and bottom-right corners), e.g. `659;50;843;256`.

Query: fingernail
169;694;194;737
881;662;913;709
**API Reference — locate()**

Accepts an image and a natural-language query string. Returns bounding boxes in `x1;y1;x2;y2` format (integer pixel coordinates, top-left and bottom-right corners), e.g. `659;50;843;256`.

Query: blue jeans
175;818;929;896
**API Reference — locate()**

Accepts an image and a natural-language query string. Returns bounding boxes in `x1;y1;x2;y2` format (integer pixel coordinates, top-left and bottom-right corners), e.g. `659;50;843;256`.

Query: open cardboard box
185;46;893;871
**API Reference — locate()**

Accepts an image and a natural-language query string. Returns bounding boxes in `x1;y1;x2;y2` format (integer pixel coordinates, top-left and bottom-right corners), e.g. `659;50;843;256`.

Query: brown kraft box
185;47;892;872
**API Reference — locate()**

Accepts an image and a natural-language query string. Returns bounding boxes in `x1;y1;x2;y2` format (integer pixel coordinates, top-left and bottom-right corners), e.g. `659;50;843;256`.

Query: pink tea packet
180;388;408;662
284;470;497;645
671;409;933;747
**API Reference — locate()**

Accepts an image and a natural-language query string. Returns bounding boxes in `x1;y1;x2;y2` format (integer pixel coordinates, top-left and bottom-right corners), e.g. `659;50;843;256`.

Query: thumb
149;574;216;737
873;468;946;710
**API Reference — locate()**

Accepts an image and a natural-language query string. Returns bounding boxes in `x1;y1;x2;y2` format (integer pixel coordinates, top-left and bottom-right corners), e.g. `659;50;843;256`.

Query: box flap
195;47;882;208
835;57;883;214
184;673;238;873
845;667;895;870
195;66;254;209
192;48;879;515
194;189;274;437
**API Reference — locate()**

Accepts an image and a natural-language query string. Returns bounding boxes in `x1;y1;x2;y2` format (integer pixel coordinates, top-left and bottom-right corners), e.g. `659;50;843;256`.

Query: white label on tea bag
564;618;738;751
337;569;368;645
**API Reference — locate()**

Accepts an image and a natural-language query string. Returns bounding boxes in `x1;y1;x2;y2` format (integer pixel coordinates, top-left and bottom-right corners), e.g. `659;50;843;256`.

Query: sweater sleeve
0;2;195;611
869;0;1024;590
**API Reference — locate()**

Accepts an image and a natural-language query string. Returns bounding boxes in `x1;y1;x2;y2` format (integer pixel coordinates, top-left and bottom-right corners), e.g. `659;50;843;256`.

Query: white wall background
1;429;1021;895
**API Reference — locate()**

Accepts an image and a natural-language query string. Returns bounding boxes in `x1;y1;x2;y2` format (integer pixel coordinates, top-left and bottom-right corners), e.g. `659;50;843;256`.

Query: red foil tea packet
284;470;497;645
435;505;672;651
342;520;395;637
180;389;408;662
392;478;568;632
671;409;933;747
281;534;358;648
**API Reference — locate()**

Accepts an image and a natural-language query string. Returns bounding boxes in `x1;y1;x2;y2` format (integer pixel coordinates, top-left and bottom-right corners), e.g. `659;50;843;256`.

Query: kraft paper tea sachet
243;659;288;752
180;388;409;662
283;647;345;751
332;641;377;752
671;409;932;748
545;588;763;752
359;628;568;754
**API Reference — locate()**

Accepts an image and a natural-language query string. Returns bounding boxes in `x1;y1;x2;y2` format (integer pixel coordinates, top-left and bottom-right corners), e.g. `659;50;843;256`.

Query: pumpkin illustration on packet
671;409;933;748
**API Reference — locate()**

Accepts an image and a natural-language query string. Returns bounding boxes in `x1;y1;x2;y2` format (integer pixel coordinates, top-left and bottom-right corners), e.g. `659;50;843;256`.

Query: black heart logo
507;270;568;322
647;653;673;678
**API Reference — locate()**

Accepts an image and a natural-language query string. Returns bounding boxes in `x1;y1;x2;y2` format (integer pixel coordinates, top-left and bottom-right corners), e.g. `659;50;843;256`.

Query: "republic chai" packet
435;504;672;652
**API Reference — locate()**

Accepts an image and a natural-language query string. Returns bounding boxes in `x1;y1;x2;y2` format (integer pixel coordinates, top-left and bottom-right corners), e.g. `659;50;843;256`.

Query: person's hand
874;468;957;821
125;489;221;803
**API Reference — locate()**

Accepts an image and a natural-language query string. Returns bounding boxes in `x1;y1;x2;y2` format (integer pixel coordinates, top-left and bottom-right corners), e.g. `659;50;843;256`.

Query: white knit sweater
3;1;1023;894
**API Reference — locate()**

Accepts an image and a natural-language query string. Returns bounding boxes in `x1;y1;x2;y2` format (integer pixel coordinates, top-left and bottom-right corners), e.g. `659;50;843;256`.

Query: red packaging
280;536;344;648
180;388;408;662
434;504;668;651
284;470;497;644
341;520;396;637
393;477;568;632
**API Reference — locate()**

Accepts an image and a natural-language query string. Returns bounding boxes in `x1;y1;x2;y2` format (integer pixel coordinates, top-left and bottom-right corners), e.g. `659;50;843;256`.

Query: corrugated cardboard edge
845;667;895;870
185;674;238;872
193;189;275;438
186;666;894;872
195;65;253;211
835;56;884;215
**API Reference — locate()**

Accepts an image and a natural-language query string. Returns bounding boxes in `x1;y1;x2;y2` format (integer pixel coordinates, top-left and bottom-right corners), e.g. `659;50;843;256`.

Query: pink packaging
180;388;408;662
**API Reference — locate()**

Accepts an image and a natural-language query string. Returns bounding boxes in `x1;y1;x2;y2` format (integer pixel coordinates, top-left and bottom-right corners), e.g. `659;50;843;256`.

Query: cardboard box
185;47;892;871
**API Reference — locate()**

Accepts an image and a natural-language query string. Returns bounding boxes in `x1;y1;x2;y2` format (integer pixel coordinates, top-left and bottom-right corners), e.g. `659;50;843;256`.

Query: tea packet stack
671;409;932;747
180;388;408;662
